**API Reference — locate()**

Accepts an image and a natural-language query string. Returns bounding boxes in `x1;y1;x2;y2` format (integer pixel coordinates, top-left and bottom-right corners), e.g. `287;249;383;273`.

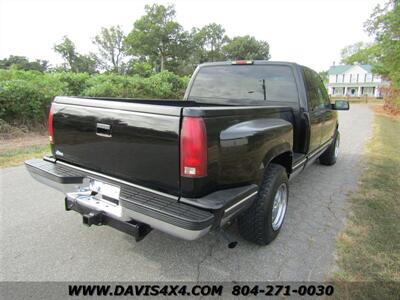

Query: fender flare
262;144;293;174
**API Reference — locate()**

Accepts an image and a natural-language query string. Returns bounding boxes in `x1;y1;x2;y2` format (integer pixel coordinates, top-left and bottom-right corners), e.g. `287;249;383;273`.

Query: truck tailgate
51;97;182;195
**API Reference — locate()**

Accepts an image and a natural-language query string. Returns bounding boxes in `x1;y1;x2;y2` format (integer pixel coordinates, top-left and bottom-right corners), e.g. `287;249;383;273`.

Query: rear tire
319;131;340;166
238;163;288;245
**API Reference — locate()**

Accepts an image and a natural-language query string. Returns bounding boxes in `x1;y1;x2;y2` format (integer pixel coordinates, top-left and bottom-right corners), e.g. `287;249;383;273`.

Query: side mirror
332;100;349;110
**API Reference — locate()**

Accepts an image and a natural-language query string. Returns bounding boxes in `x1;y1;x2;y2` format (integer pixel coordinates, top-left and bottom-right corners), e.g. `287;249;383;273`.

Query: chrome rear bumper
26;158;213;241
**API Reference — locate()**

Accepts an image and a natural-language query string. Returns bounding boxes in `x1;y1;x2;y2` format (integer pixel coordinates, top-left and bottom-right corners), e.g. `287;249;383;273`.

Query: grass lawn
0;144;51;168
332;115;400;298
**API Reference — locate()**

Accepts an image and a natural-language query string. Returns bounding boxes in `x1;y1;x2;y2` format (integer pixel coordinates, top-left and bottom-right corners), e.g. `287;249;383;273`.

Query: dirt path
0;133;48;153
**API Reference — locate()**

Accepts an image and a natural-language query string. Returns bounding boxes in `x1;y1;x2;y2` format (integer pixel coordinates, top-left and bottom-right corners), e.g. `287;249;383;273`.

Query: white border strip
224;191;258;214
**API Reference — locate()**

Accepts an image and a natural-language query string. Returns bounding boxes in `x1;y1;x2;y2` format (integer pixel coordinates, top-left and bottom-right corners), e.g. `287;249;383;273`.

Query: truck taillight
48;104;54;144
180;117;207;178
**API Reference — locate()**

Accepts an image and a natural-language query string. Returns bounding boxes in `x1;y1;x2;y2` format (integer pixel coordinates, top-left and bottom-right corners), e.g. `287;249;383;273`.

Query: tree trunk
211;41;214;62
160;42;165;72
160;54;165;71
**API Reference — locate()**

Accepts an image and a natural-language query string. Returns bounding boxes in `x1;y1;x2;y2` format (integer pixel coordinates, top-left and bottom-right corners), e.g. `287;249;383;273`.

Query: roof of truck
198;60;299;67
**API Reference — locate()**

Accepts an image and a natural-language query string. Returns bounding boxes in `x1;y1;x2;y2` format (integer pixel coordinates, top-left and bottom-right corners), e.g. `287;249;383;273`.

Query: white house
327;64;387;97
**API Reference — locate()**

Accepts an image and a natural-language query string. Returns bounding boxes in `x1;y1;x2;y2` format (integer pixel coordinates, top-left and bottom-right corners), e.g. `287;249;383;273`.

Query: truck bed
51;96;294;197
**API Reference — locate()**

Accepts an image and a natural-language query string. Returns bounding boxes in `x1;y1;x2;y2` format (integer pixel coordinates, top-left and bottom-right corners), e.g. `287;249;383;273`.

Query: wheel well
269;152;292;175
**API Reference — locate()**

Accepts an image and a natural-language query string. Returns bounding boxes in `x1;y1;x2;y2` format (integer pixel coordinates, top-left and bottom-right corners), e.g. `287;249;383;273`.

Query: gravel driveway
0;105;374;281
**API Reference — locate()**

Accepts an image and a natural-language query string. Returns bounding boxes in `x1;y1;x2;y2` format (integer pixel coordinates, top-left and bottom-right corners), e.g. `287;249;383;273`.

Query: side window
302;67;319;111
313;72;331;108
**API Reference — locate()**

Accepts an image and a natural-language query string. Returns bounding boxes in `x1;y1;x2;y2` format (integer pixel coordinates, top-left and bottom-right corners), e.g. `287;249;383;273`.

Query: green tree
74;54;98;74
93;25;127;73
340;42;379;65
54;36;76;70
125;4;189;72
318;70;328;85
0;55;48;72
192;23;227;63
128;60;154;77
223;35;271;60
364;0;400;88
54;36;97;73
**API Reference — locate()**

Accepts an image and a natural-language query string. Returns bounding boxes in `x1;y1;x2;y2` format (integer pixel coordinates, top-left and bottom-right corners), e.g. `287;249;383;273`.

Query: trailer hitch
83;211;103;226
64;196;153;241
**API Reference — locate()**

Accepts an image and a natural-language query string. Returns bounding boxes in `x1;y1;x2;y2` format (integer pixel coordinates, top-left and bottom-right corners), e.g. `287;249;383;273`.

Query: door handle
96;123;112;137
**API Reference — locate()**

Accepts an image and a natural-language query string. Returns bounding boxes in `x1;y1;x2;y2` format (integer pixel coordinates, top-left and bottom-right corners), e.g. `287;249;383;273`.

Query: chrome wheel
334;133;340;159
271;183;288;231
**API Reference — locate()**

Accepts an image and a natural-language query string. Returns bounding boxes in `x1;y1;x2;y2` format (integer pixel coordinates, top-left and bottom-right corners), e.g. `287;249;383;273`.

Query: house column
344;86;348;96
374;86;380;97
357;86;362;96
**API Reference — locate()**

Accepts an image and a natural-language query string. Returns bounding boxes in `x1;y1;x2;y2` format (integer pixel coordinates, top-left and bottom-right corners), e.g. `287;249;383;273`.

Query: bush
50;72;90;95
0;70;189;124
82;74;145;98
0;69;66;123
82;71;189;99
144;71;190;99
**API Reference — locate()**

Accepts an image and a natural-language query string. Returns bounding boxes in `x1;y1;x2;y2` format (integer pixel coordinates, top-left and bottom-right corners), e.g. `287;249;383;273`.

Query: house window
357;74;359;82
335;74;338;83
342;74;345;83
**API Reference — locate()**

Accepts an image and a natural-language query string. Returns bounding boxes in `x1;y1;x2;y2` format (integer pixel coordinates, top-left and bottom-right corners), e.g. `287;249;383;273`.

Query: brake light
231;60;254;65
48;104;54;144
180;117;207;177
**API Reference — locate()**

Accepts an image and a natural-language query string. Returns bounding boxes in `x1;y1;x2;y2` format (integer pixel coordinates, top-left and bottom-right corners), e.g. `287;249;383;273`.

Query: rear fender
220;118;293;184
220;118;292;140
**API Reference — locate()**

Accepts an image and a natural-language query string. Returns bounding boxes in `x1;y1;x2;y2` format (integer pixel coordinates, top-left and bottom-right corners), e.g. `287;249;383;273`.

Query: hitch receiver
65;197;152;241
83;212;103;226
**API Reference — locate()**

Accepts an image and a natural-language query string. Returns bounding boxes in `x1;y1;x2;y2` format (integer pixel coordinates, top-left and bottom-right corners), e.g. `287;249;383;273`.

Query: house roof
328;64;372;75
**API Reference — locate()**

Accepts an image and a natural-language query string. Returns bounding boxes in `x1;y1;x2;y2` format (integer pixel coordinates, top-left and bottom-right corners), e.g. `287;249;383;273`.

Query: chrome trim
96;123;112;137
96;123;111;130
307;138;333;160
224;191;258;214
292;158;306;170
334;133;340;159
56;160;177;200
67;191;123;219
96;132;112;138
66;191;211;240
121;208;211;240
289;166;303;181
43;156;56;163
290;138;334;180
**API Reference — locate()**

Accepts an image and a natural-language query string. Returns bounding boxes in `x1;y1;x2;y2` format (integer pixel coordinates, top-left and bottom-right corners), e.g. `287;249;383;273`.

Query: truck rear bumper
25;158;258;241
25;158;214;241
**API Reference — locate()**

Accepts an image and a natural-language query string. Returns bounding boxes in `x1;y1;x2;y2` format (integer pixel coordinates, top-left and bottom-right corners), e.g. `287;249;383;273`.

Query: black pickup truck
26;61;349;246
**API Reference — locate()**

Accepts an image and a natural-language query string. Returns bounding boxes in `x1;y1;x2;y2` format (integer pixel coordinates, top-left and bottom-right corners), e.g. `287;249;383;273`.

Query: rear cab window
187;64;299;106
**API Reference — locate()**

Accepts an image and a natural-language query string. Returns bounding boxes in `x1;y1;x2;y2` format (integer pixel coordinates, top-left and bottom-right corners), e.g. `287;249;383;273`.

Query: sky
0;0;387;72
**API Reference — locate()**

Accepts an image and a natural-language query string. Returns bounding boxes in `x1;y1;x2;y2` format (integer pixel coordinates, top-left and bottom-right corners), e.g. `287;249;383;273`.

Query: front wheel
238;163;288;245
319;131;340;166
